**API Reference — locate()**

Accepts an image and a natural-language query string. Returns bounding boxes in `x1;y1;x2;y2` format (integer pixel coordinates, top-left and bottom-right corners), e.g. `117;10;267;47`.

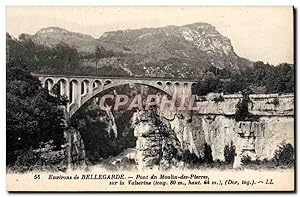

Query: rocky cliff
133;110;183;170
133;93;294;169
186;93;294;167
66;93;294;170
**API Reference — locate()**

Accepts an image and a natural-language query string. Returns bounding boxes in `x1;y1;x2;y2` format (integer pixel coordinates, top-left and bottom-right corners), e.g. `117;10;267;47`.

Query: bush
213;95;225;103
235;92;259;121
224;142;235;164
182;150;202;164
241;155;252;165
235;93;250;121
14;149;39;167
273;142;294;166
266;97;280;106
273;97;280;106
192;72;220;96
204;143;213;163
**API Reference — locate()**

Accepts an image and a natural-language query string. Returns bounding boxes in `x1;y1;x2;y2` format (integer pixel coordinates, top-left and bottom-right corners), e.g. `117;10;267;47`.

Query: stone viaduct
32;74;197;118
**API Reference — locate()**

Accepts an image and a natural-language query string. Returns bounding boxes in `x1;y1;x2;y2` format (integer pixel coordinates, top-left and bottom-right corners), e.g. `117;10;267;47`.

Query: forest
192;62;294;96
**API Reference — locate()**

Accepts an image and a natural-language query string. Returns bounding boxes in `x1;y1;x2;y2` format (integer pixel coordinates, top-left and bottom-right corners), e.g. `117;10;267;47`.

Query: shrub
14;149;39;167
273;142;294;166
213;95;225;103
266;97;280;106
204;143;213;163
241;155;252;165
192;72;220;96
182;150;202;164
235;92;259;121
224;142;236;164
235;93;250;121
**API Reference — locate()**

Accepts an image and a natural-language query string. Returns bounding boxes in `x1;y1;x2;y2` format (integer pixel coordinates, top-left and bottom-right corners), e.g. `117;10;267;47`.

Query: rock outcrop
134;110;183;170
196;93;294;167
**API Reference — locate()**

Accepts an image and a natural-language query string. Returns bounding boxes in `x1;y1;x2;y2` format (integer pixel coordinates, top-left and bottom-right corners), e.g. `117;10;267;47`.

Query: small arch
166;81;172;86
69;80;79;104
183;82;188;87
175;82;180;86
57;79;67;96
81;80;90;95
191;82;197;93
104;80;112;86
93;80;101;89
44;78;54;91
157;81;162;86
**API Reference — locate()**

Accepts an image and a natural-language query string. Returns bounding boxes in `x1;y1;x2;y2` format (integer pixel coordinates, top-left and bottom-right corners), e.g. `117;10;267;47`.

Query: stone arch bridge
32;74;196;118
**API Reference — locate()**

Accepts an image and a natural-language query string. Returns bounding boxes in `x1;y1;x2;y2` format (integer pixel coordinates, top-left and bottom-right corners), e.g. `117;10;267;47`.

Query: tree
266;63;294;93
224;141;236;164
273;142;294;166
95;47;105;74
223;73;246;94
193;71;220;96
6;34;81;75
204;143;213;163
234;91;259;122
52;42;81;74
6;58;66;165
192;63;294;96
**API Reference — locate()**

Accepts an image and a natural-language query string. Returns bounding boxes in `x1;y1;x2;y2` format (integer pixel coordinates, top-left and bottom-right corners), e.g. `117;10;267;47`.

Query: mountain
20;23;253;78
99;22;252;78
21;27;125;55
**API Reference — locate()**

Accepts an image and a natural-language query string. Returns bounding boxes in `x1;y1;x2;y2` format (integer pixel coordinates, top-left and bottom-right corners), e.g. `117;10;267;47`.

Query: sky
6;6;294;65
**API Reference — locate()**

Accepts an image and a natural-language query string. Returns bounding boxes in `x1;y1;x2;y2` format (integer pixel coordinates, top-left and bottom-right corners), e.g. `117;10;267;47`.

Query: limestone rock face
195;93;294;168
134;110;182;170
249;94;294;116
169;114;205;158
202;115;239;161
133;94;294;170
60;128;89;171
197;93;294;116
200;115;294;168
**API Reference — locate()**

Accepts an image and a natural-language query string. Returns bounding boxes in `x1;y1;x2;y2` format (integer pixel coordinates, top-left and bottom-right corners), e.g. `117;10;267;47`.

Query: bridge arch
70;81;176;118
56;78;68;96
104;80;112;86
157;81;163;86
69;79;80;105
81;79;90;96
44;78;55;92
93;80;102;89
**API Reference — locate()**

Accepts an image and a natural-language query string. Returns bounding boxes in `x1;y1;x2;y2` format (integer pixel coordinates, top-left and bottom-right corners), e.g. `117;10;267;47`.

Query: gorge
67;91;294;170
